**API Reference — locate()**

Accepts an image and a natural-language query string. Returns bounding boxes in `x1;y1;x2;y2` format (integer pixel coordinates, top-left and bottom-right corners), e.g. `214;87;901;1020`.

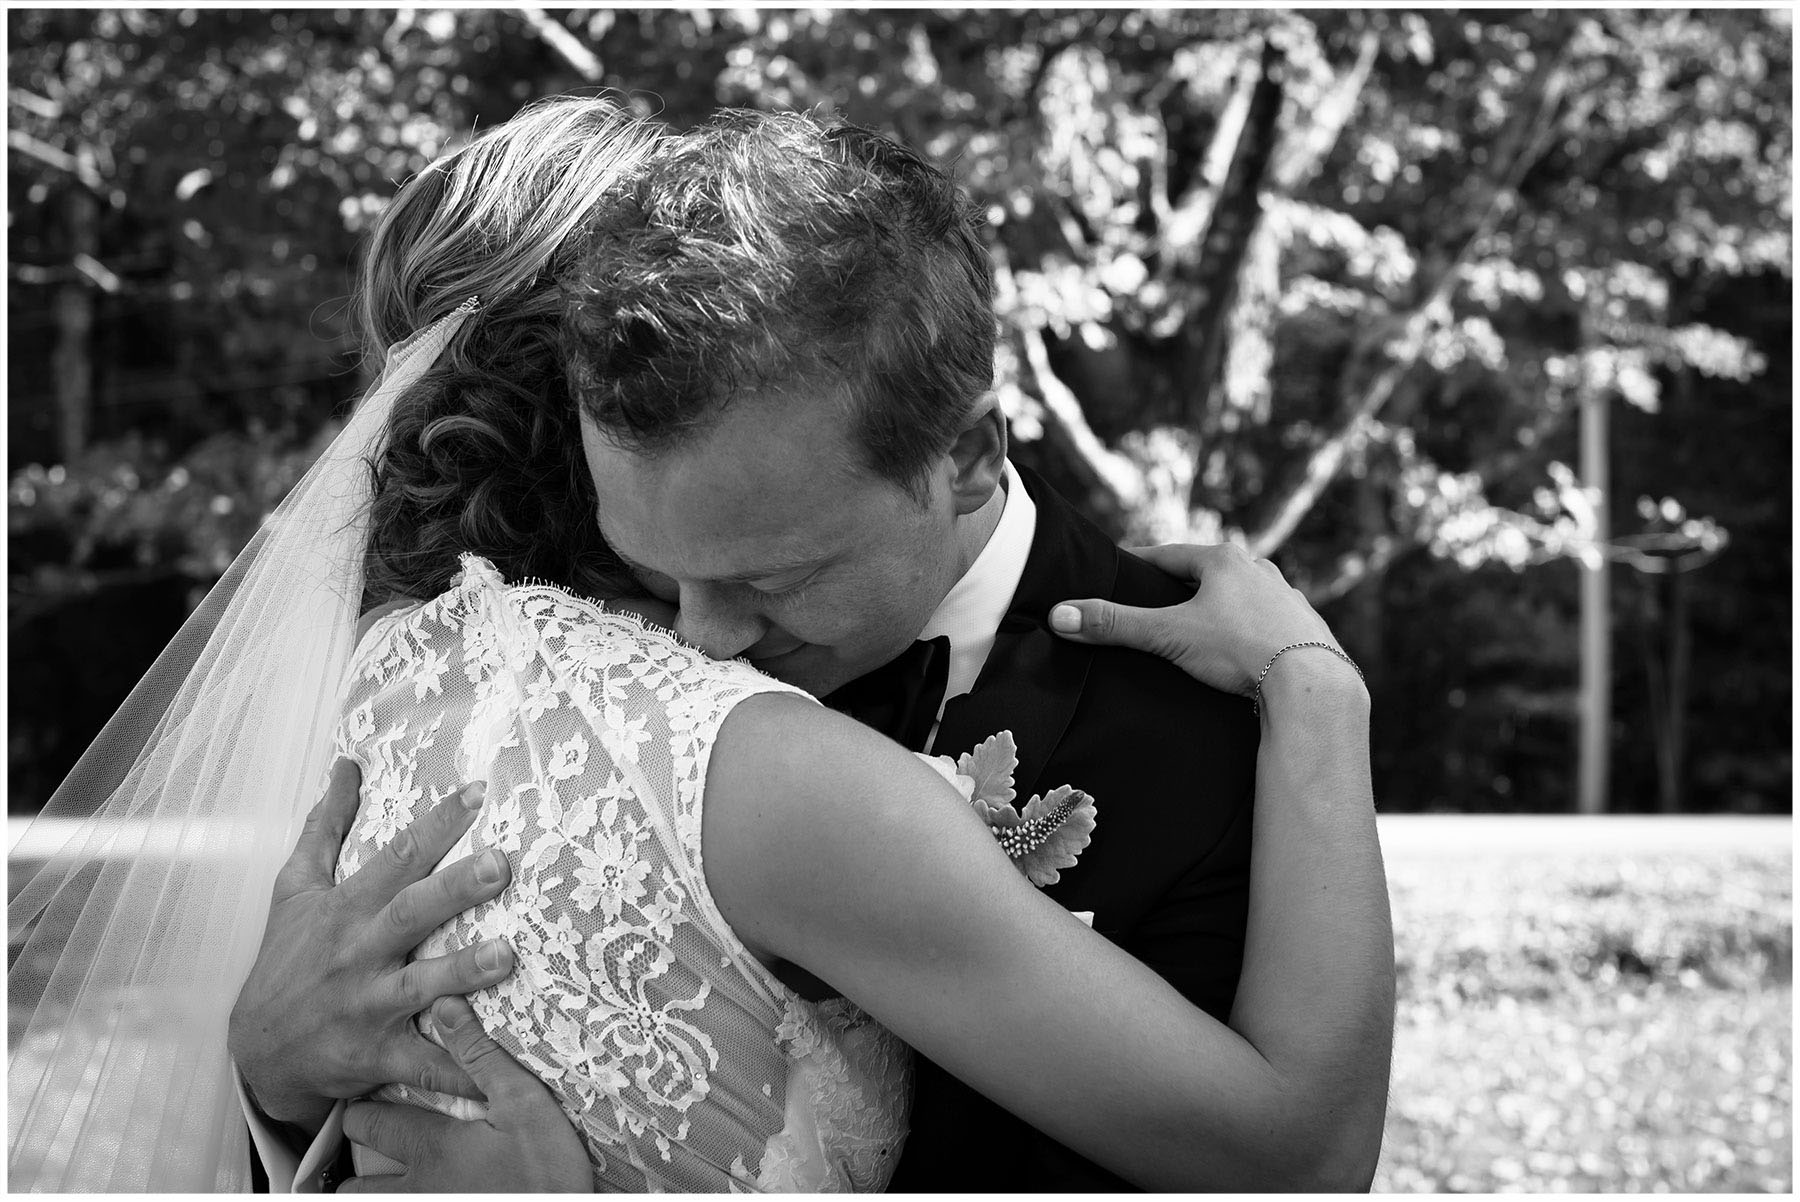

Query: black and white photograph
7;8;1791;1192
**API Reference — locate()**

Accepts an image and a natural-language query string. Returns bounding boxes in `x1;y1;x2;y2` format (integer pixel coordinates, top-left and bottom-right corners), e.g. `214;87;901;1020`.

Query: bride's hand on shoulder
1048;542;1366;705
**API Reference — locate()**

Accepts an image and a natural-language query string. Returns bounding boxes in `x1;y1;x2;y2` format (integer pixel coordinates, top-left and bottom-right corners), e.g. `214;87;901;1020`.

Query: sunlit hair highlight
561;109;997;496
355;94;665;608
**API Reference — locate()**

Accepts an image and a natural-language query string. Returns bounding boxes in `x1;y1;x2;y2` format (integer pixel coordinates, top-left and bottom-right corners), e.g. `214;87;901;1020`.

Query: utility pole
1576;311;1610;815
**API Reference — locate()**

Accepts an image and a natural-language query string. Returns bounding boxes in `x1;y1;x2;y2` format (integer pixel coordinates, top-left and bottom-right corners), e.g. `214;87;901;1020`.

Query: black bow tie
822;636;951;753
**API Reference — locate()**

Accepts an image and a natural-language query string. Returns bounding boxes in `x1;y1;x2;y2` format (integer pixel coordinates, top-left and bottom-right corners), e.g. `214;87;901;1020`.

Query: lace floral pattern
333;556;910;1191
753;998;912;1191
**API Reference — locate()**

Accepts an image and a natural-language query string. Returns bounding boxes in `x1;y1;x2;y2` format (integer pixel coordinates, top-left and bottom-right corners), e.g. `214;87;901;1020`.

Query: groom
231;110;1374;1189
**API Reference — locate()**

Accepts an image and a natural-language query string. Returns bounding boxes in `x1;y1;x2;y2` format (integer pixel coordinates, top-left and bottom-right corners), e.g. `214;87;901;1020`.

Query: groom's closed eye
750;569;822;601
636;570;818;608
612;544;830;606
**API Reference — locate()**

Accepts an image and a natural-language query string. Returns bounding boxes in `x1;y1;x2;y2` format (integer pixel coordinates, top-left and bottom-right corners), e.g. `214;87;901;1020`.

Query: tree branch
9;88;61;120
518;8;604;81
1242;48;1585;558
992;247;1143;520
1159;37;1267;270
1268;29;1380;193
1305;535;1405;605
1015;322;1145;516
8;129;105;192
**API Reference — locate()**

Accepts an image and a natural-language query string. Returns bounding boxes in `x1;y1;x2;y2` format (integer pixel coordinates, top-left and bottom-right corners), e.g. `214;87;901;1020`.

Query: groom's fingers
340;781;486;911
433;995;535;1109
379;1033;483;1103
343;1099;451;1171
386;939;515;1014
275;758;365;897
371;848;512;955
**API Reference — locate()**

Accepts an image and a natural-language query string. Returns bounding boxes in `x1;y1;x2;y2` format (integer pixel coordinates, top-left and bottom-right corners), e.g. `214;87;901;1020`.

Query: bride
7;96;1391;1192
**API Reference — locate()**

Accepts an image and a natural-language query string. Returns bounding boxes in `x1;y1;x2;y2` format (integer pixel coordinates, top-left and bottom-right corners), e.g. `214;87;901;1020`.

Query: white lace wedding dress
330;556;911;1191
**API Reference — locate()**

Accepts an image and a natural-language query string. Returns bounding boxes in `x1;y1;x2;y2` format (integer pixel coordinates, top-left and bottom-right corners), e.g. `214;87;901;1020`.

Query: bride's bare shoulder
705;693;915;833
699;692;965;955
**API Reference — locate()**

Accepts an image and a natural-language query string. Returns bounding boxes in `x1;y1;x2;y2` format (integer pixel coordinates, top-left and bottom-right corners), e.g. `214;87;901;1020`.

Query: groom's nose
675;583;765;660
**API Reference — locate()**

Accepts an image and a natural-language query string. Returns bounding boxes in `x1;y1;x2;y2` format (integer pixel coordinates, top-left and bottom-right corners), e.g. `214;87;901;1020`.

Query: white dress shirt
918;459;1037;753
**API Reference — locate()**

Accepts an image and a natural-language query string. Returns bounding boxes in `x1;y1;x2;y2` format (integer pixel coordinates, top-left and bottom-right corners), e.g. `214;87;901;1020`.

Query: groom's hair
561;109;996;495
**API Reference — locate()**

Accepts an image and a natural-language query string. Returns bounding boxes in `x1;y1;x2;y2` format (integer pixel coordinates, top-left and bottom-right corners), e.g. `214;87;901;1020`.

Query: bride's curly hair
355;95;663;611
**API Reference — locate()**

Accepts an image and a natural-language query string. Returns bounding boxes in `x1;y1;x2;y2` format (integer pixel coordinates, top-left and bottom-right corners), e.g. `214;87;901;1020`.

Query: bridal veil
7;302;476;1190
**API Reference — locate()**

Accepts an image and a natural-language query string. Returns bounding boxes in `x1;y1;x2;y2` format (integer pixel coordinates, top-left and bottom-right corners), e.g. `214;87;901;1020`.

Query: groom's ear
946;395;1007;517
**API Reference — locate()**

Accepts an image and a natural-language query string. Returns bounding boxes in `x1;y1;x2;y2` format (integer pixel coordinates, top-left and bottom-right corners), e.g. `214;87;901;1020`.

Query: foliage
689;10;1787;573
5;9;1791;812
1378;835;1791;1191
9;425;334;589
7;425;338;807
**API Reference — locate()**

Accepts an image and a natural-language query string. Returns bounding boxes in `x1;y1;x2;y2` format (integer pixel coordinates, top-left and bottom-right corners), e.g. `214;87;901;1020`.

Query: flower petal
1013;786;1098;887
971;795;1022;829
916;752;977;801
956;730;1018;809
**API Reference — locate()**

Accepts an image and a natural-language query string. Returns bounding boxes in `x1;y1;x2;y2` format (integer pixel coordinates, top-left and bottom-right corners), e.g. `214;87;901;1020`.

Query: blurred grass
10;818;1792;1189
1374;835;1790;1192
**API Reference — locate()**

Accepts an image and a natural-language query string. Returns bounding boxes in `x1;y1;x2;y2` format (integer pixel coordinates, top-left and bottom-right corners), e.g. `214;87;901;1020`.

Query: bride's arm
703;551;1391;1192
1051;541;1394;1185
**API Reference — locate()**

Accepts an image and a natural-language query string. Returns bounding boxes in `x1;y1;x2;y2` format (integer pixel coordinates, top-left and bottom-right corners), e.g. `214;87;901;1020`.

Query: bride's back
334;556;909;1190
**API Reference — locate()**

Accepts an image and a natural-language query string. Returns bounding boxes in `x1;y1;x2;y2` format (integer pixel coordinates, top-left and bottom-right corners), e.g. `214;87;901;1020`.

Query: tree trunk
1177;38;1285;448
52;181;99;463
1206;30;1382;448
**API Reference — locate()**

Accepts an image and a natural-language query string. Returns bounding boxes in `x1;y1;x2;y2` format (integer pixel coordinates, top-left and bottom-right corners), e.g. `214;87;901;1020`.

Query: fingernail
475;942;509;973
461;781;486;811
476;848;506;883
434;996;467;1028
1050;604;1082;633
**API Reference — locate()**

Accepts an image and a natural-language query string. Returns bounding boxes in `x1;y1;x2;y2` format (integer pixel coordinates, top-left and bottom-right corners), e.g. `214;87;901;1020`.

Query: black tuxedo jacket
887;465;1260;1192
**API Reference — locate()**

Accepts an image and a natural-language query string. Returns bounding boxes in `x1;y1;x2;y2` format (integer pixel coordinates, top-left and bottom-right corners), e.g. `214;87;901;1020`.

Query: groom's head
562;110;1005;695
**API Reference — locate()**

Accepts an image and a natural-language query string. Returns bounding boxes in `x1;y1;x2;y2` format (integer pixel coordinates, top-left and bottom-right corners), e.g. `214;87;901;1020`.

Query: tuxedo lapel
934;466;1115;802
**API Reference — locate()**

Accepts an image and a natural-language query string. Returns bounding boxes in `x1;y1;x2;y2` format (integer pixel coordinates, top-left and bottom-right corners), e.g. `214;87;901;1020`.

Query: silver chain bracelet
1252;640;1365;717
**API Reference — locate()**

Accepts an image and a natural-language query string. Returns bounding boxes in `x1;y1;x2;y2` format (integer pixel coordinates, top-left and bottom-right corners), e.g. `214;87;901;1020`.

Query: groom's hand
339;996;591;1192
228;759;516;1135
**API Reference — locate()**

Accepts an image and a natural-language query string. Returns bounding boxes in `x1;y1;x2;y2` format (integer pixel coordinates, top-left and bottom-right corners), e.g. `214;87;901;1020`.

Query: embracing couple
8;96;1393;1192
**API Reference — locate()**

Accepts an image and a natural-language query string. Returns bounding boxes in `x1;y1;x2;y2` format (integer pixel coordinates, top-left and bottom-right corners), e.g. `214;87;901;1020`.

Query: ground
9;814;1792;1189
1374;815;1791;1192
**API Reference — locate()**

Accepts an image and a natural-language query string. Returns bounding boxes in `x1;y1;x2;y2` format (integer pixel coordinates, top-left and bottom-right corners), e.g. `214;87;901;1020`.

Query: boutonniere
918;731;1098;910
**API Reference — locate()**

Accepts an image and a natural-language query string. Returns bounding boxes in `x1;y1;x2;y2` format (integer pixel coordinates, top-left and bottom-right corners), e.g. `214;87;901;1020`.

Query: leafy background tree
6;10;1791;1192
10;7;1787;815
